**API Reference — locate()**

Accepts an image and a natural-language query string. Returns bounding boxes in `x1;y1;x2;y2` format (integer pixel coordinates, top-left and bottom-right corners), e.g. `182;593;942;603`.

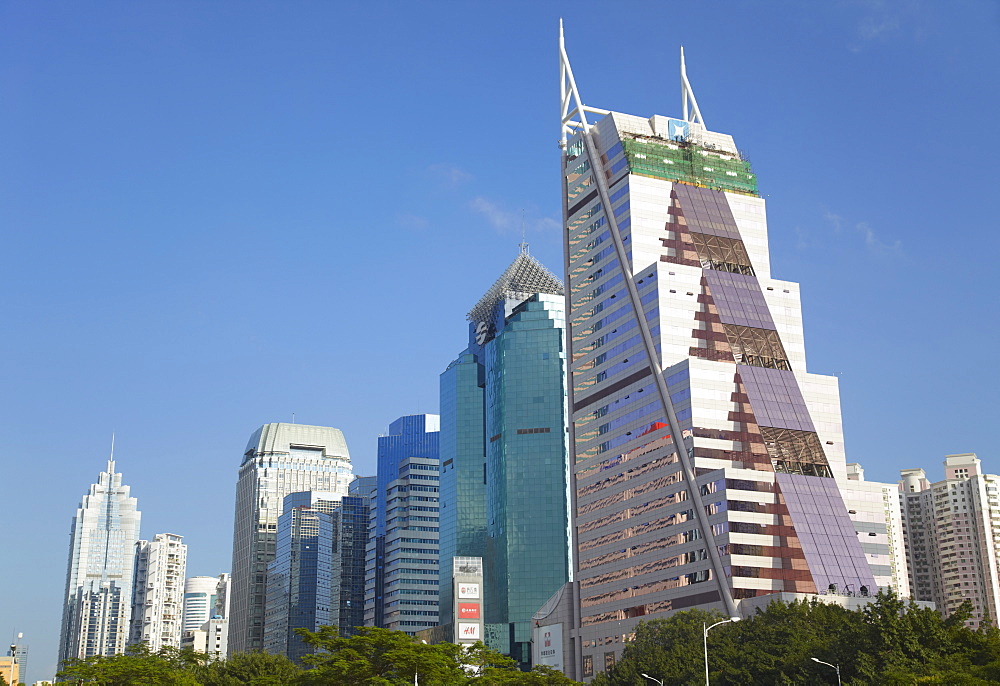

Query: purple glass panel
703;271;776;330
671;184;742;240
737;365;815;432
775;473;877;593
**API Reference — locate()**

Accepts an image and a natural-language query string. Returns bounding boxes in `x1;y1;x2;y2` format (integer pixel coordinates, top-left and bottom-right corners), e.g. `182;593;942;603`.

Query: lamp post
811;657;841;686
641;674;664;686
7;633;20;686
703;616;739;685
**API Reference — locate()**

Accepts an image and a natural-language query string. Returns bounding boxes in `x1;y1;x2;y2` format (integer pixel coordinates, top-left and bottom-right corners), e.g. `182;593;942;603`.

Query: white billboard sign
457;582;480;599
532;623;563;672
457;622;481;641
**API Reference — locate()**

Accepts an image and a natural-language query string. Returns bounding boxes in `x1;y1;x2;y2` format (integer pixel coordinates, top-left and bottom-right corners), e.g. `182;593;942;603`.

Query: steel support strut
579;129;738;618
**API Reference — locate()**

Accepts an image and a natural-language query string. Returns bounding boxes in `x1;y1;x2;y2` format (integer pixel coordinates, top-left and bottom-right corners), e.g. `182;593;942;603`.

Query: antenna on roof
108;432;116;472
680;46;706;127
520;209;528;254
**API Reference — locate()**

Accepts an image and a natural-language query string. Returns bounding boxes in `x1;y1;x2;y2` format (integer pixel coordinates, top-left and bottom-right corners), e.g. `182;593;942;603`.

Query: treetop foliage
55;629;581;685
592;592;1000;685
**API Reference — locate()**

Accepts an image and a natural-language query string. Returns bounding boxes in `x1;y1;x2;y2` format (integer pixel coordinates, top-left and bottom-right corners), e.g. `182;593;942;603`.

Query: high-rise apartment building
129;533;187;650
900;453;1000;627
229;423;353;654
58;456;141;667
364;415;440;634
842;463;909;597
438;249;571;666
545;28;878;678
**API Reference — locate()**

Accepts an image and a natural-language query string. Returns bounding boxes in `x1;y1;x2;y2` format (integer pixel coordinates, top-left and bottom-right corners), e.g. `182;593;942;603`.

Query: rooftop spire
680;46;706;127
467;251;563;324
107;432;116;473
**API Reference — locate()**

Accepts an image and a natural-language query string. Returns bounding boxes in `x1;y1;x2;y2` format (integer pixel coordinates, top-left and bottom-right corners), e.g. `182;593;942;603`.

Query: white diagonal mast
559;20;609;145
680;46;706;127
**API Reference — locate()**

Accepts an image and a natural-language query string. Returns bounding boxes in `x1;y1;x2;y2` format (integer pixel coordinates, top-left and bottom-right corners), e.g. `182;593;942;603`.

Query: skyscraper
900;453;1000;628
364;415;440;633
438;249;571;666
335;478;376;637
548;27;877;678
58;455;141;667
229;423;353;654
264;491;340;662
129;533;187;650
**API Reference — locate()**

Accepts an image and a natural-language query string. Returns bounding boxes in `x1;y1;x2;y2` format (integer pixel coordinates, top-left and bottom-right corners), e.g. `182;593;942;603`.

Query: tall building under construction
536;25;879;680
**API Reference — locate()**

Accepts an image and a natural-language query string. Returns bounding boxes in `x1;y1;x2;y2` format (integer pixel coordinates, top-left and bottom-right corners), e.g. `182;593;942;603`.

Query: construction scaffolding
621;133;758;196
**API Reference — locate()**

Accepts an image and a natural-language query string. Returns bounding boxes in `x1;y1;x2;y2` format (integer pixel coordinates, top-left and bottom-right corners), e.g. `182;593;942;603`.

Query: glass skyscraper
547;28;877;679
58;456;141;667
229;423;353;654
336;478;375;637
439;248;571;666
364;414;440;633
263;491;338;662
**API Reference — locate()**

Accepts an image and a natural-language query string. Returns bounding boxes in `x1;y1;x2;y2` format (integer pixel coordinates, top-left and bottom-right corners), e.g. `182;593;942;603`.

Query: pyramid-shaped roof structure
466;249;564;323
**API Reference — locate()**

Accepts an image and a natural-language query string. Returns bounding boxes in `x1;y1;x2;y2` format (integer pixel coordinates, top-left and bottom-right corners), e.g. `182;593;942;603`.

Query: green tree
588;593;1000;685
296;626;465;685
460;642;580;685
56;644;205;685
192;651;301;685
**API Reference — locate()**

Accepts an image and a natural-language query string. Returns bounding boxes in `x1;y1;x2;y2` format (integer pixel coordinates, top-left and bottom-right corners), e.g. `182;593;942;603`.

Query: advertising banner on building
457;622;481;640
458;582;480;599
532;623;563;672
458;603;481;619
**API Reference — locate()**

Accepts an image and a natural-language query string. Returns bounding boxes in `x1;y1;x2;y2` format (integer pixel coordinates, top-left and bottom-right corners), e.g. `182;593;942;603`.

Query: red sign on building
458;603;481;619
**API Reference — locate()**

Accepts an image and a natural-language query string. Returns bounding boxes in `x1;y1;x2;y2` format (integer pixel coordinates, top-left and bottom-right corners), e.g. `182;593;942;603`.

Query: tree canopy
55;631;581;685
592;592;1000;685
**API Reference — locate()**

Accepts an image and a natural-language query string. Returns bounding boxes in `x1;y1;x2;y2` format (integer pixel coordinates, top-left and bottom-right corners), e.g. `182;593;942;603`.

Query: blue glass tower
364;415;441;633
263;491;337;663
438;248;571;667
335;480;375;637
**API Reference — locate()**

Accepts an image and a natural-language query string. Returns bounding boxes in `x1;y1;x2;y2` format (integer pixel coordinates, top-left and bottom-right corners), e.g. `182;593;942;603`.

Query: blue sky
2;1;998;679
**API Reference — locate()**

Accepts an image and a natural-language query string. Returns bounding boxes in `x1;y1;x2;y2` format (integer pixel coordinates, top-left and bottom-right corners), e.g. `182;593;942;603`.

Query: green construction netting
622;137;758;196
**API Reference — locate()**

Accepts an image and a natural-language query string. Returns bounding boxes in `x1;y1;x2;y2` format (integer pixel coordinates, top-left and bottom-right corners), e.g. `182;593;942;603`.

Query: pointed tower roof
466;249;564;323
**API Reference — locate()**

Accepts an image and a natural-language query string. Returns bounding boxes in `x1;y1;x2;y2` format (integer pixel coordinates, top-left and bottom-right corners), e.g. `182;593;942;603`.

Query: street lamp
811;657;841;686
7;633;21;686
703;616;740;685
641;674;664;686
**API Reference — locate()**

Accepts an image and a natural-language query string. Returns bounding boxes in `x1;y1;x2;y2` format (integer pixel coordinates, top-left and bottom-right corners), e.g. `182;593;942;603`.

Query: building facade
550;31;878;679
364;415;440;634
229;423;353;654
129;533;187;650
334;480;375;637
900;453;1000;627
438;249;571;666
180;574;230;660
182;576;223;634
264;491;340;662
58;457;141;667
842;463;909;597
